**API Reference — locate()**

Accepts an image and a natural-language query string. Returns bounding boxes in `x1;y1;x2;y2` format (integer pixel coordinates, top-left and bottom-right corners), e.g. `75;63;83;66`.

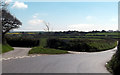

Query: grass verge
2;44;14;53
106;61;113;74
29;47;68;54
106;52;120;75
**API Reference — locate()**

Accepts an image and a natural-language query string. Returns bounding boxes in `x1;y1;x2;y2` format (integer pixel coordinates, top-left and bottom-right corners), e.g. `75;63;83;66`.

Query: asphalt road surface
2;47;117;73
2;47;31;59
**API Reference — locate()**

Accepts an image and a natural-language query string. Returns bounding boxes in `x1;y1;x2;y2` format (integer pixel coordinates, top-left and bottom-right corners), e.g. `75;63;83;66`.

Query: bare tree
43;21;50;32
0;1;22;43
43;21;53;39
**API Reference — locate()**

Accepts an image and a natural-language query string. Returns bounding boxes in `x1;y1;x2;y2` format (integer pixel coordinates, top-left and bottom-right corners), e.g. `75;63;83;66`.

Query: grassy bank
106;54;120;75
29;47;68;54
106;42;120;75
87;40;117;51
46;38;117;52
2;44;14;53
60;38;117;51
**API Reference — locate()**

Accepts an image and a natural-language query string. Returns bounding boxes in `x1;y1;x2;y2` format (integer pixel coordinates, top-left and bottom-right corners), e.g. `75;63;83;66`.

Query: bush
46;38;98;52
46;38;65;49
6;37;40;47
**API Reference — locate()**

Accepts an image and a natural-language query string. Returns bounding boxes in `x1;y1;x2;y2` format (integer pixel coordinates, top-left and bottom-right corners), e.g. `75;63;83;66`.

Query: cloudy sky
7;0;118;31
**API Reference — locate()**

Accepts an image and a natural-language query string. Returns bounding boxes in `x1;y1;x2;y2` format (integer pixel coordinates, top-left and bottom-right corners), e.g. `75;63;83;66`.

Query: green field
7;32;120;39
6;32;118;54
86;32;119;36
86;32;120;39
60;38;103;40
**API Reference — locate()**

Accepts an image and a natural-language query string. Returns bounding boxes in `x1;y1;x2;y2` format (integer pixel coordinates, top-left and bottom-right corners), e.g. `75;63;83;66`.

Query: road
2;47;117;73
2;47;31;59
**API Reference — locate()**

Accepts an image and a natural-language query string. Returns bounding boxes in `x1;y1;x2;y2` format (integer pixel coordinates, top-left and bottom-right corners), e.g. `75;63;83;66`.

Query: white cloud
111;18;117;22
86;16;96;21
24;19;44;30
12;1;28;9
68;24;94;31
20;14;46;31
28;19;43;25
14;19;44;31
32;13;39;18
86;16;93;20
32;13;48;18
5;0;12;4
68;24;117;31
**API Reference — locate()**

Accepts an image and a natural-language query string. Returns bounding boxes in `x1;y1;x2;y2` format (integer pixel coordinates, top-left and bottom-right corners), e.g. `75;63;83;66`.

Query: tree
0;1;22;43
43;21;50;32
101;30;106;33
2;10;22;36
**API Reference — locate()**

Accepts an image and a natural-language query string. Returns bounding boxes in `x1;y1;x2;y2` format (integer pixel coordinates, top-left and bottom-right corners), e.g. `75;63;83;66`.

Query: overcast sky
7;0;118;31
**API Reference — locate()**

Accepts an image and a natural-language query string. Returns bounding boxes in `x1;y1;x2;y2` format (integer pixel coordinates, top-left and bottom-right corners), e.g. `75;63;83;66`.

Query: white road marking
2;46;117;61
2;55;43;61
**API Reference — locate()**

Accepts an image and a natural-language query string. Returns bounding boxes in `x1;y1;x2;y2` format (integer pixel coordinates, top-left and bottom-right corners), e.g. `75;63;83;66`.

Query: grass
39;38;47;48
87;40;117;51
106;61;113;74
106;54;119;74
86;32;119;36
29;47;68;54
29;38;68;54
60;38;103;41
59;38;117;52
85;32;120;39
106;44;120;75
2;44;14;53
